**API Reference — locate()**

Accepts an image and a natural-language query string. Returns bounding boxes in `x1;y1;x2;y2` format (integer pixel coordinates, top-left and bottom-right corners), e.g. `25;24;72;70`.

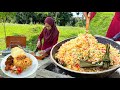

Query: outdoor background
0;12;114;51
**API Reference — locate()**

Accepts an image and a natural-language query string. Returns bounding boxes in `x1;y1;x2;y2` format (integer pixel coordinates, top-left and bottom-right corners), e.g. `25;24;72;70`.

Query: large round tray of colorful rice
50;34;120;78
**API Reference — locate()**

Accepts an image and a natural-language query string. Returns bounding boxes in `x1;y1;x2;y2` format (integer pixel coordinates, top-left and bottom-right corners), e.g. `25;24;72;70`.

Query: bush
75;20;85;27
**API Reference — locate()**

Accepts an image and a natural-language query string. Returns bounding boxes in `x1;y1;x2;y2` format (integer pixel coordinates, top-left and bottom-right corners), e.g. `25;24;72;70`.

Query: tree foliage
0;12;16;39
0;12;84;26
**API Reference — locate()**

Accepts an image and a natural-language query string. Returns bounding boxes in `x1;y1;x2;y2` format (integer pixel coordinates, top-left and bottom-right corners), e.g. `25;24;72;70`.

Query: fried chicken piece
5;56;14;71
5;65;11;71
5;56;14;65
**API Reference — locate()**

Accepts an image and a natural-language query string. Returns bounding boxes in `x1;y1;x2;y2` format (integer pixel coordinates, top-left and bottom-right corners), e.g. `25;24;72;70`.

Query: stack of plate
2;48;11;56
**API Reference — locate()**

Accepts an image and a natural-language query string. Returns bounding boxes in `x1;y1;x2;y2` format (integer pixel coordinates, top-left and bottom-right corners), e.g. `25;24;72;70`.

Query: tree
0;12;16;40
55;12;59;23
69;17;76;26
34;12;48;24
15;12;73;26
48;12;73;26
56;12;73;26
16;12;35;24
15;12;49;24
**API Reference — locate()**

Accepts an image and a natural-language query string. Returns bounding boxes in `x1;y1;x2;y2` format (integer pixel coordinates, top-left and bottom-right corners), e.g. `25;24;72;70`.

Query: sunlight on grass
0;23;85;50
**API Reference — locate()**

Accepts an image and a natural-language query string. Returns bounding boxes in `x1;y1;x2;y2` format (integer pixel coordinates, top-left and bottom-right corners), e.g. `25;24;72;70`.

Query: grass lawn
0;12;114;51
89;12;114;36
0;23;86;51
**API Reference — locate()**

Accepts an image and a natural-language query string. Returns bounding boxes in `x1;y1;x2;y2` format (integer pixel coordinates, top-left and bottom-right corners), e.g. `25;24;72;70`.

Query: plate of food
0;47;38;78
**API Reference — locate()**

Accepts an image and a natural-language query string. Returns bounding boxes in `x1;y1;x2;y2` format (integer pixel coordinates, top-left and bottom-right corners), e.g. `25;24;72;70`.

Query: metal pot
50;35;120;78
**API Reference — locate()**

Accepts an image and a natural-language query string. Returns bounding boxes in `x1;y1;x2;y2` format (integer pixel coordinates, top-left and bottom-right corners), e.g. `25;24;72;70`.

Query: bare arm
37;29;44;48
83;12;91;20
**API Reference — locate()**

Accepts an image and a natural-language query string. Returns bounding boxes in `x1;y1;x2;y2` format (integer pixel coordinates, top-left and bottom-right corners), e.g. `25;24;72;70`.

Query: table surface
0;51;120;78
0;51;72;78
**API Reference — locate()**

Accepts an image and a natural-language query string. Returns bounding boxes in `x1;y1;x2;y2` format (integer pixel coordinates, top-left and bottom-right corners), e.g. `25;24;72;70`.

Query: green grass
0;23;43;50
0;23;86;51
58;26;85;41
89;12;114;36
0;12;115;51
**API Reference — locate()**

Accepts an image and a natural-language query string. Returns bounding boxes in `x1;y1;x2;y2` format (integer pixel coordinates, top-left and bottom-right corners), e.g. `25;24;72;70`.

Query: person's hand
30;51;36;56
38;50;46;55
36;50;48;60
37;41;40;48
39;50;48;57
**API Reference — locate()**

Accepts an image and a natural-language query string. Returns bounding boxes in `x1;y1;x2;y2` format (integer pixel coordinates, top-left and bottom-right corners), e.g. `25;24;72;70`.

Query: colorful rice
55;34;120;72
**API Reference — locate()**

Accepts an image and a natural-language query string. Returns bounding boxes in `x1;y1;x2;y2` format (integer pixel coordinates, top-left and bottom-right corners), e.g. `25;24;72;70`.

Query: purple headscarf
43;17;59;42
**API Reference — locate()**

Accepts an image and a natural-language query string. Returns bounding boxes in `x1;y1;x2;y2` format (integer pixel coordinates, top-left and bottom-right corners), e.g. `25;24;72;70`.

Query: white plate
116;41;120;45
0;53;38;78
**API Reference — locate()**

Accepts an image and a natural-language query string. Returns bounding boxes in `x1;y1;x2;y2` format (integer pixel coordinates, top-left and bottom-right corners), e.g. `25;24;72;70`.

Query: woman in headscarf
37;17;59;57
